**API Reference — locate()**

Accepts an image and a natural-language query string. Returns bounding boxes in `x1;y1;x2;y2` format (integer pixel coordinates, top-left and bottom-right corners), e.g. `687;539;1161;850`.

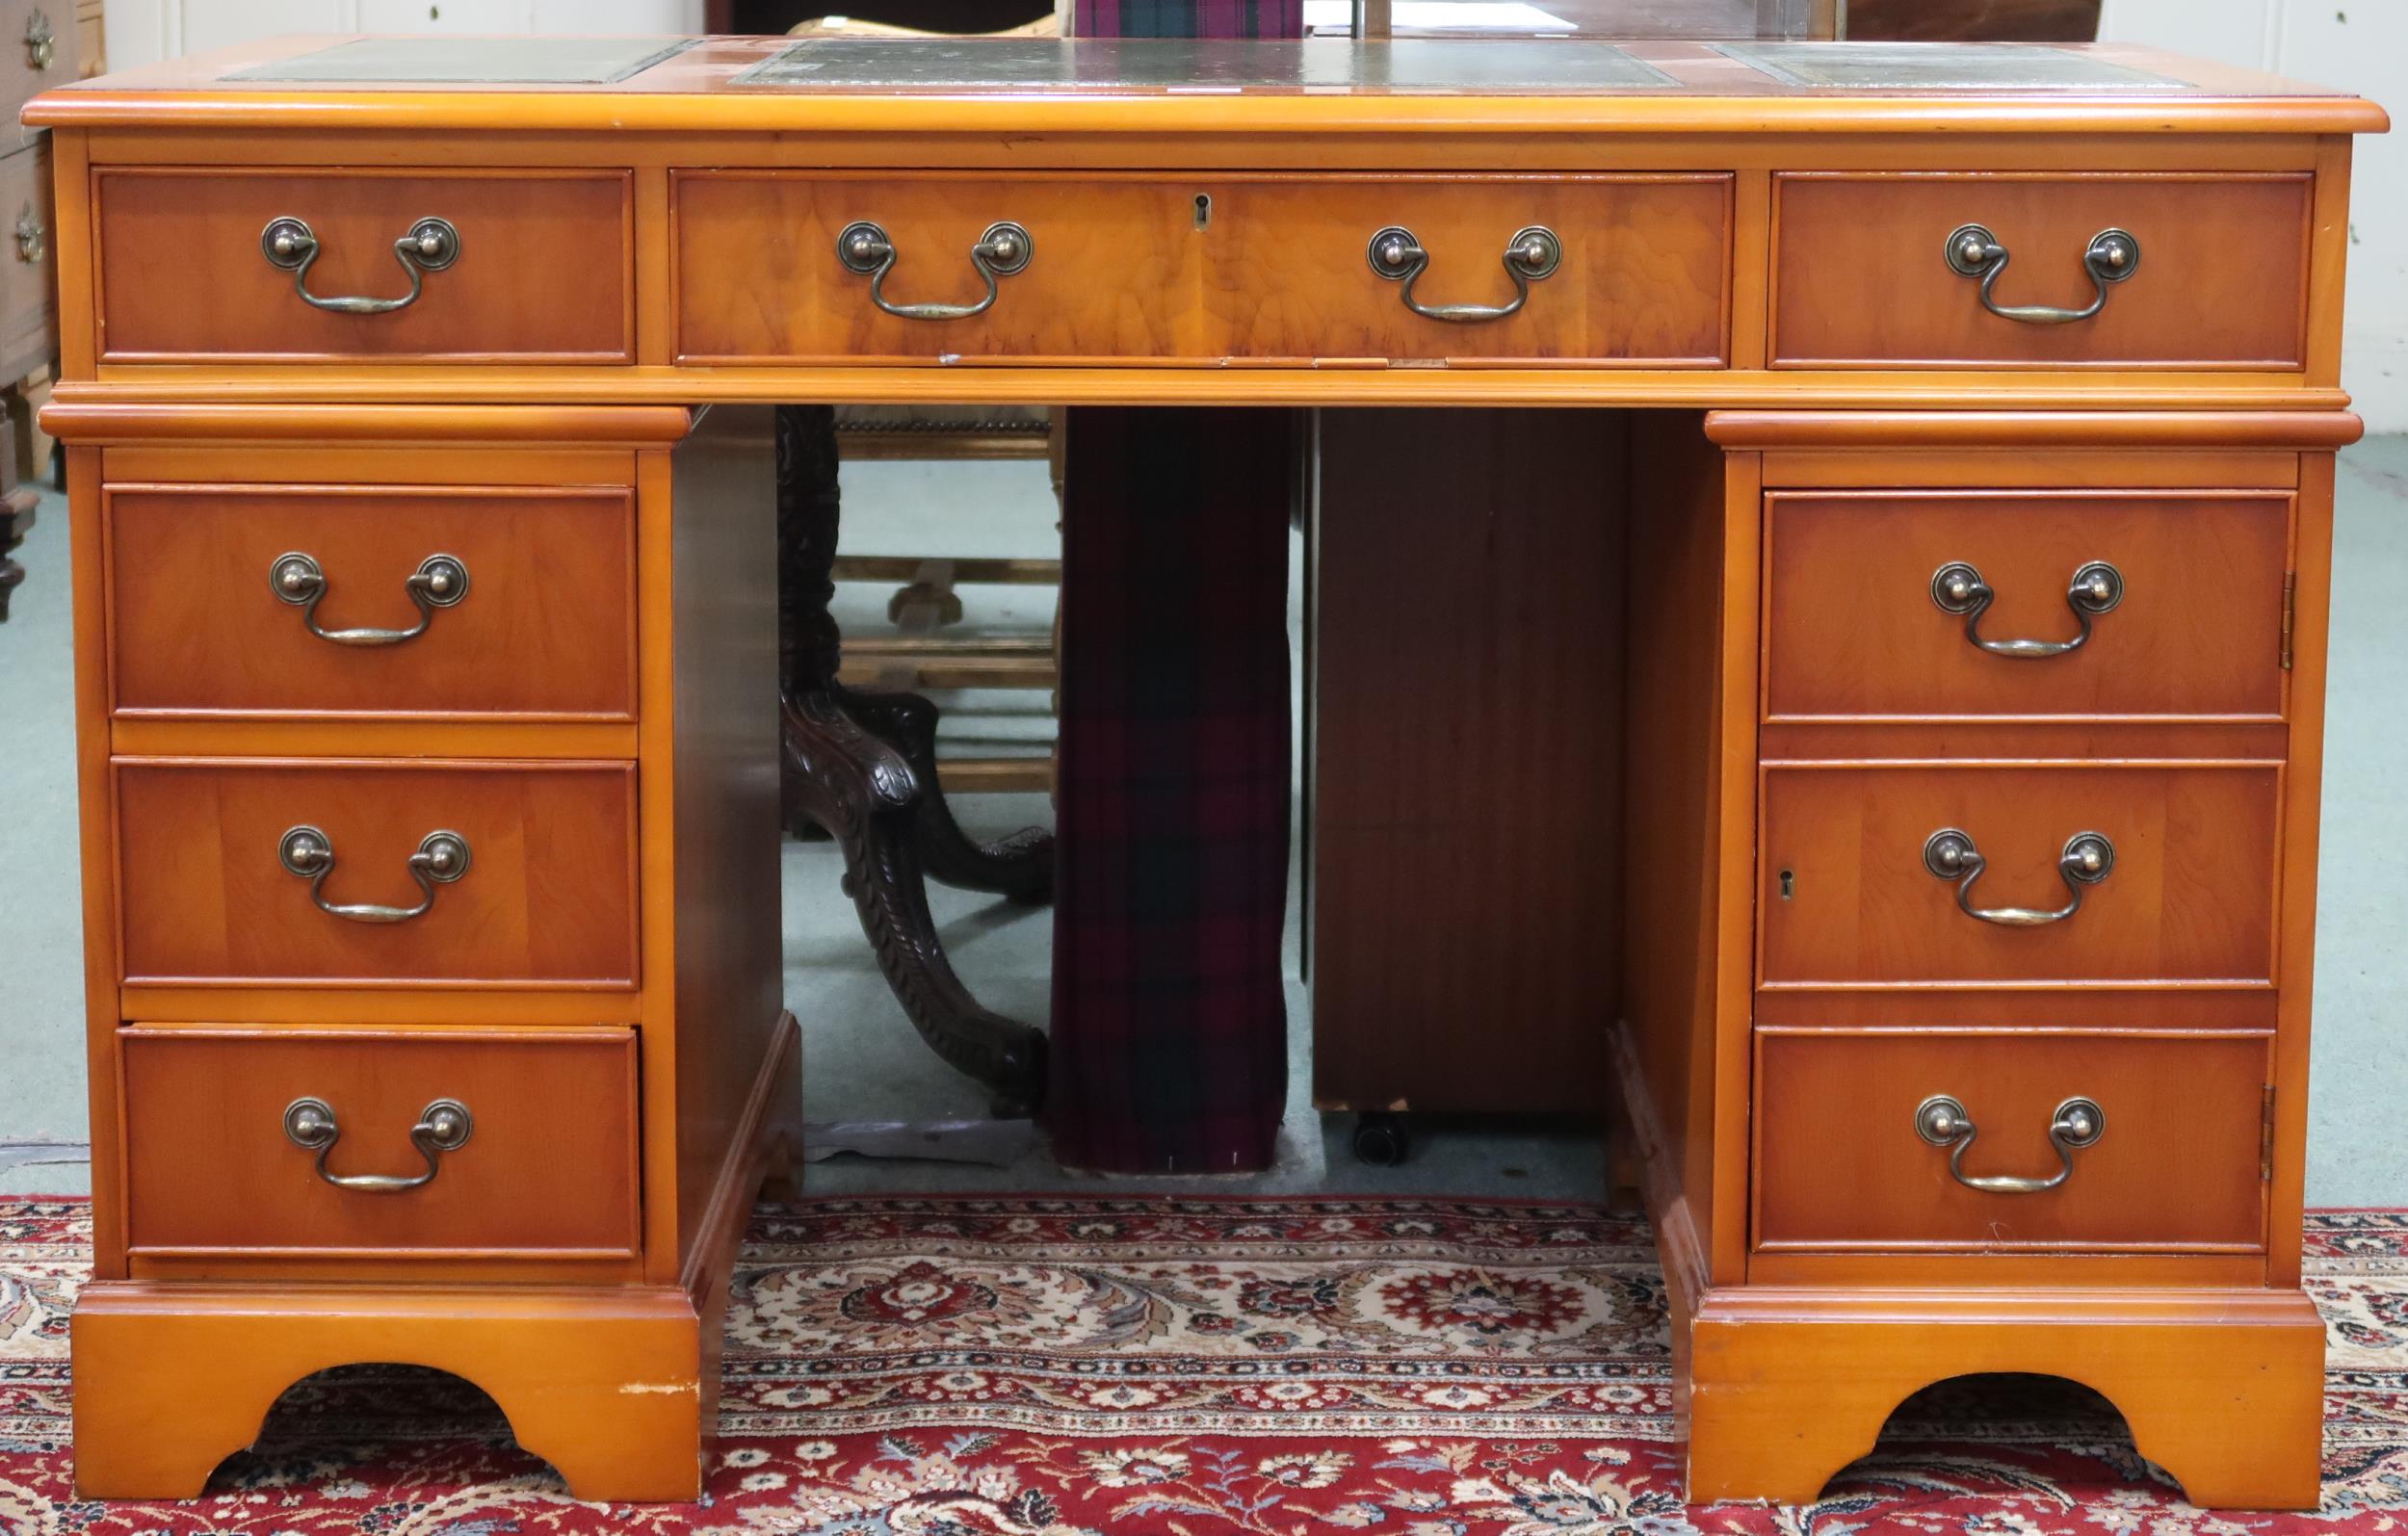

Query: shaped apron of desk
24;32;2387;1508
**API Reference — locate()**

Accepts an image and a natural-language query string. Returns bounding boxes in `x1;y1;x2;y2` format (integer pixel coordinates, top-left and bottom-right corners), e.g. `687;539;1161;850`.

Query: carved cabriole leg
71;1285;707;1502
843;688;1055;902
1683;1289;2328;1509
783;692;1049;1117
774;404;1051;1116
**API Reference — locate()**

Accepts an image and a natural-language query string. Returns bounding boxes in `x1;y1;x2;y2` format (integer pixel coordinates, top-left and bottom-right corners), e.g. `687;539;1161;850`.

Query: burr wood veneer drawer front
93;169;633;363
106;482;637;720
1753;1030;2268;1253
1758;763;2280;988
1764;490;2292;721
119;1026;640;1262
1770;173;2312;369
114;759;639;988
671;172;1731;364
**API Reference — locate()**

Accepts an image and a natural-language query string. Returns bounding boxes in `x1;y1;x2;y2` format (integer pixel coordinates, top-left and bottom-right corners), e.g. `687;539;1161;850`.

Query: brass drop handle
1916;1094;2105;1194
278;825;471;924
1931;560;2122;659
1368;223;1561;323
1945;222;2140;325
14;206;42;265
261;215;461;315
272;551;468;646
1924;827;2114;927
837;219;1033;321
283;1096;473;1192
24;9;53;70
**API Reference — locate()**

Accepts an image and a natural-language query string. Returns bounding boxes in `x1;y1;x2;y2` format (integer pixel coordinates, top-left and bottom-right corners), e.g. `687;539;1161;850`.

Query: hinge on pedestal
2262;1084;2277;1180
2281;573;2297;671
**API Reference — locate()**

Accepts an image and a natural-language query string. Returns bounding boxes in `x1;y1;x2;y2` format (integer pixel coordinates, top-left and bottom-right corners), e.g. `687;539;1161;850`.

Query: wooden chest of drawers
24;29;2383;1516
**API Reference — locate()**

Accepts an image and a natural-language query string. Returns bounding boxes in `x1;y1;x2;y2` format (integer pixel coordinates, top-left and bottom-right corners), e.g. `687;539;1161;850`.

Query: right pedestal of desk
1624;409;2358;1509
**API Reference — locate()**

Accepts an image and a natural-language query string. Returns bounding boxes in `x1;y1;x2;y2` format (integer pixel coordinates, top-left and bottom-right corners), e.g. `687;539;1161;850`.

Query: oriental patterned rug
5;1196;2408;1535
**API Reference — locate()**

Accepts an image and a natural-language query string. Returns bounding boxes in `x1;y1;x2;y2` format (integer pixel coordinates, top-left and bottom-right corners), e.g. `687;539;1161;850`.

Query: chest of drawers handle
260;215;462;316
281;1095;474;1193
22;9;52;71
276;824;472;924
1930;559;2123;659
837;219;1033;322
1922;827;2115;926
1915;1094;2106;1194
1367;223;1561;324
271;550;469;646
1944;222;2141;326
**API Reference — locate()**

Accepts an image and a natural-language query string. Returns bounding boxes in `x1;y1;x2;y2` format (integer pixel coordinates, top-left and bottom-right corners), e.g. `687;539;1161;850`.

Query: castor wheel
1352;1112;1411;1166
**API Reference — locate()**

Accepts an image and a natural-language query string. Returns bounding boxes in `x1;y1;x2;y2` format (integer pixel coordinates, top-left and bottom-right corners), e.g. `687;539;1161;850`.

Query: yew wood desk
25;33;2388;1510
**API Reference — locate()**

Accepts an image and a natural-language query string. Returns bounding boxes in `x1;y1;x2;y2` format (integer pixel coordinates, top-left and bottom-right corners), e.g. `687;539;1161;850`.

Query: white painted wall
106;0;706;70
2101;0;2406;430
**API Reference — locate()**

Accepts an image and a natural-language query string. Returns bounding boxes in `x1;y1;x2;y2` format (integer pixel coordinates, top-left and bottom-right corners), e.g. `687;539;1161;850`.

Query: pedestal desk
26;33;2387;1509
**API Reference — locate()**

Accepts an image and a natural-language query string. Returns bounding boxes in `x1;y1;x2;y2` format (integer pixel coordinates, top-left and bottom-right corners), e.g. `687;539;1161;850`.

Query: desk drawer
1759;763;2279;987
94;169;633;363
1753;1030;2268;1253
1211;174;1730;363
115;759;639;988
1771;173;2310;369
674;172;1200;362
120;1026;640;1262
106;482;637;721
1764;490;2291;721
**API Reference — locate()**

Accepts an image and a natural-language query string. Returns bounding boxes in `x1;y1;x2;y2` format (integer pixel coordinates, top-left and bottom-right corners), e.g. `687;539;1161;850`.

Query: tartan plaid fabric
1048;408;1296;1173
1074;0;1303;37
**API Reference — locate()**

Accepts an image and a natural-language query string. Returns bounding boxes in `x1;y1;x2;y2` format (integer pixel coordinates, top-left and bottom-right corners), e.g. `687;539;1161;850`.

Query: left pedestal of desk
45;401;799;1502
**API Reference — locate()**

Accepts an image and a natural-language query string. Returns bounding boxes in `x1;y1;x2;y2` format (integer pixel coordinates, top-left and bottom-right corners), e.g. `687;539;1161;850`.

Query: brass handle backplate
272;551;467;646
23;9;52;70
837;219;1032;321
1916;1094;2105;1193
1931;559;2123;659
278;824;471;924
283;1096;473;1192
1924;827;2114;927
1368;223;1560;323
14;206;42;265
1945;222;2139;325
261;215;461;315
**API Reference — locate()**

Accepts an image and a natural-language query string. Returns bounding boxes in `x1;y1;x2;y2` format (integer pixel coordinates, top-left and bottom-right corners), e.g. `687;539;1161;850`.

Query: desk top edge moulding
24;32;2386;1510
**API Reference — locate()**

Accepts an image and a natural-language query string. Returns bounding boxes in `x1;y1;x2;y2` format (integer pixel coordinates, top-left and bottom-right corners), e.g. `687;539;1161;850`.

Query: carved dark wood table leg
775;403;1053;1117
0;485;35;622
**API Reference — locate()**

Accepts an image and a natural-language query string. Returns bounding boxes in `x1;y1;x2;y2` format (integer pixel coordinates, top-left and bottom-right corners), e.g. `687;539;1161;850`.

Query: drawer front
116;760;639;988
120;1026;639;1260
95;169;633;363
0;0;70;146
1753;1031;2268;1252
1771;173;2310;369
1764;490;2290;721
674;172;1202;362
107;482;636;720
0;138;53;381
1760;764;2279;986
1211;174;1730;363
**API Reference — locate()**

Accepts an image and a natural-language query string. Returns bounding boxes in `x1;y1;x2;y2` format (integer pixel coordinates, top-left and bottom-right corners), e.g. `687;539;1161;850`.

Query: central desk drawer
1753;1030;2269;1253
94;168;634;363
120;1026;641;1262
1759;763;2280;987
114;759;640;988
1764;489;2291;721
1771;172;2311;369
106;482;637;721
670;171;1732;364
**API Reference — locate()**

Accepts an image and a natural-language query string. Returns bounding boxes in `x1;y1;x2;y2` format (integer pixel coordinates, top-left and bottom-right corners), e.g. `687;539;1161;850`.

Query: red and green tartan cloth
6;1194;2408;1534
